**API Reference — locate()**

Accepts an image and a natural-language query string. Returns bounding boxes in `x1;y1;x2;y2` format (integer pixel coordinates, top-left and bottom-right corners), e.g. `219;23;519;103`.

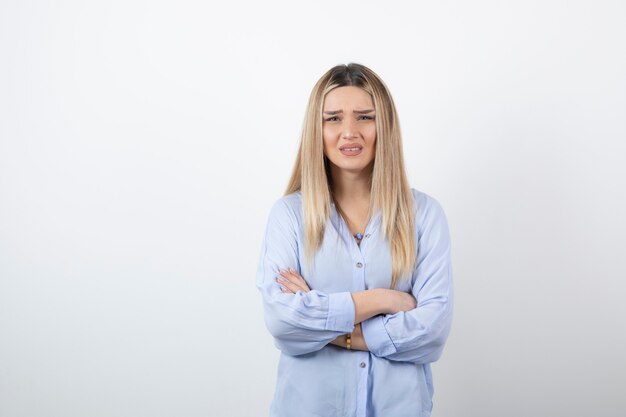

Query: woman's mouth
339;146;363;156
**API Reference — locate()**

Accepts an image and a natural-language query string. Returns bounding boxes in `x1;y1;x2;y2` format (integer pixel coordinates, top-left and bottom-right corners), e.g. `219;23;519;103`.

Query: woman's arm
278;268;416;324
360;195;454;364
327;323;369;350
257;200;359;356
278;268;416;352
257;198;415;357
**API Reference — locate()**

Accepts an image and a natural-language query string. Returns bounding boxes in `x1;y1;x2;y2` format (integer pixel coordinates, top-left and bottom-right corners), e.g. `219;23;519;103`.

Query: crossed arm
258;196;453;362
276;267;417;351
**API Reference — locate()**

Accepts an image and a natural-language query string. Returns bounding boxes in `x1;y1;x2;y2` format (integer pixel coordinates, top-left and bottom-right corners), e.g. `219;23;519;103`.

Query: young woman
255;63;454;417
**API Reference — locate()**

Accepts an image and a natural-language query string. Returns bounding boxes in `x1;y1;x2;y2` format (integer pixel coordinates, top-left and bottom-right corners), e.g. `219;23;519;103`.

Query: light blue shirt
256;188;454;417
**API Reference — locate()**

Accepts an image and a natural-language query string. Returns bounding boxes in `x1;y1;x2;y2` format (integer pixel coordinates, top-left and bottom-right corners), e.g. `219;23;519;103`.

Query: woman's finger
279;284;294;294
288;268;310;288
278;268;300;289
281;274;309;292
284;271;311;292
281;268;311;292
278;270;310;293
276;275;300;293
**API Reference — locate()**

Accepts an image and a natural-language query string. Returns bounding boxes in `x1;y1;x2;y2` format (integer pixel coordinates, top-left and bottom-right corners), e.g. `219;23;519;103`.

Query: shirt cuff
325;292;355;333
361;315;397;357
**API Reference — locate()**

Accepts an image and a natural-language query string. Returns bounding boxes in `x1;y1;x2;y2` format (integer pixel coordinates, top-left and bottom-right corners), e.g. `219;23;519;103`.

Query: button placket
355;352;369;417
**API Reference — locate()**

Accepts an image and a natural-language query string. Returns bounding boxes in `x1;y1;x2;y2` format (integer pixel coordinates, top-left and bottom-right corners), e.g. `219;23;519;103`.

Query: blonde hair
285;63;416;289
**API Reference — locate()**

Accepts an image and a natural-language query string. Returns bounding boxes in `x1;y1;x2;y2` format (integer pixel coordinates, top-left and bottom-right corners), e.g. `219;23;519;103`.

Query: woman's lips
339;148;363;156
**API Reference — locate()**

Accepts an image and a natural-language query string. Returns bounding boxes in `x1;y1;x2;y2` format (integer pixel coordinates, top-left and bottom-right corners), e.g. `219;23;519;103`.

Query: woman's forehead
323;86;374;110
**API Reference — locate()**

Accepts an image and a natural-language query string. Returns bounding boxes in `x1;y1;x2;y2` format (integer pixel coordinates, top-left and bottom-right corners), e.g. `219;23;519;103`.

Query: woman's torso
270;188;435;417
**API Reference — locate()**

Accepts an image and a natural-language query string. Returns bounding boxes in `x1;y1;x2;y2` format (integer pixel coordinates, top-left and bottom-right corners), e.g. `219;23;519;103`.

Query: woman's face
322;86;377;175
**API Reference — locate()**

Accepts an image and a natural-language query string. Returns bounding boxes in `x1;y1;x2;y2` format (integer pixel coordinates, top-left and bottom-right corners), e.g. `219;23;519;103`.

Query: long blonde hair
285;63;416;289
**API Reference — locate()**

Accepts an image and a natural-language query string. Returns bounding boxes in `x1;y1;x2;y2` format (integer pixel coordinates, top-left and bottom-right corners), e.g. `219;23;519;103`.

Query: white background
1;1;625;416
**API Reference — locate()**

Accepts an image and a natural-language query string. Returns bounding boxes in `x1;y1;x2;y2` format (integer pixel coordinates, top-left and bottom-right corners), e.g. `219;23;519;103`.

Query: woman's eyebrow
323;109;375;115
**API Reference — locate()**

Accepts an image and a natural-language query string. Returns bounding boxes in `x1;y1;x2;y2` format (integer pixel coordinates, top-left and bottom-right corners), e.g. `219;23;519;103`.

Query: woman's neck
329;164;372;205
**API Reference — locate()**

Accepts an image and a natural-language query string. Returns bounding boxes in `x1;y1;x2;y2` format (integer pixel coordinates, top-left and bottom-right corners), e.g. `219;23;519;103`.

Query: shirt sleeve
361;195;454;364
256;198;356;356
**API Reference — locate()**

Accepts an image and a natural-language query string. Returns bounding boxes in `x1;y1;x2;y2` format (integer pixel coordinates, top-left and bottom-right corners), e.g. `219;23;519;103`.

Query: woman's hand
276;268;311;293
384;289;417;315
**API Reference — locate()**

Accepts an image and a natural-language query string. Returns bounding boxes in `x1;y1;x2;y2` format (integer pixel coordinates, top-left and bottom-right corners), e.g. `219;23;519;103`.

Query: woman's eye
324;115;374;122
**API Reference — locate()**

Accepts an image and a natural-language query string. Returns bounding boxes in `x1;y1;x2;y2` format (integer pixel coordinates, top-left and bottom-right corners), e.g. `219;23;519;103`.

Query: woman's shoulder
267;190;303;223
275;190;302;210
409;187;448;227
410;186;440;208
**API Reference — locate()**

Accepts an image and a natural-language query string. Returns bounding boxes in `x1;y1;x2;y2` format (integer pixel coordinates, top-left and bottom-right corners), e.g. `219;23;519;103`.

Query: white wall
1;1;624;416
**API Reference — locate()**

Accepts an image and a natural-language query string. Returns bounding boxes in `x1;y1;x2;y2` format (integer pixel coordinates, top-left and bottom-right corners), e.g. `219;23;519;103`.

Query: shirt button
365;234;370;238
359;362;366;368
356;262;363;268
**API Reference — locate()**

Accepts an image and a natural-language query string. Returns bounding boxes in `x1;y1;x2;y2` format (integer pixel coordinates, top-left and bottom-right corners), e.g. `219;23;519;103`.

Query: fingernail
289;267;295;273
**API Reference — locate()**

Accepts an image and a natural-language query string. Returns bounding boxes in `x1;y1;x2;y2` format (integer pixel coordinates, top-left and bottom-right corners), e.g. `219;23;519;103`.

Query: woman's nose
342;118;357;139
